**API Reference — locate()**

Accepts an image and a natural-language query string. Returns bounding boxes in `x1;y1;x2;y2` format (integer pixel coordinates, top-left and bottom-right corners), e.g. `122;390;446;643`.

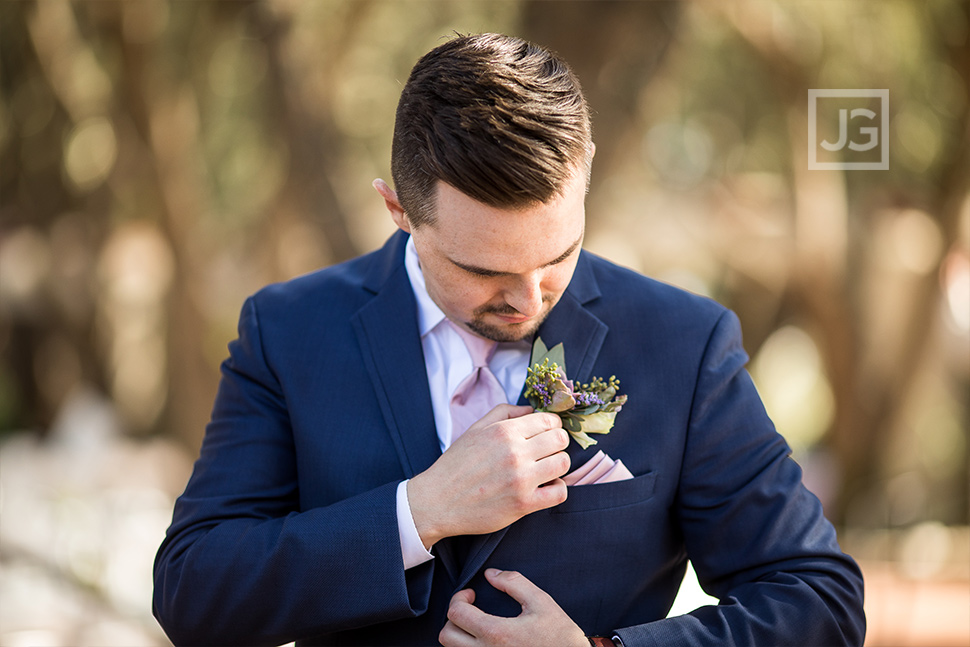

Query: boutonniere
524;337;628;449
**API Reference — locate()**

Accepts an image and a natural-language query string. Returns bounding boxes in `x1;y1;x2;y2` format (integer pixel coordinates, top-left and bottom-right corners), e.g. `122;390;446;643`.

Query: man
154;33;865;646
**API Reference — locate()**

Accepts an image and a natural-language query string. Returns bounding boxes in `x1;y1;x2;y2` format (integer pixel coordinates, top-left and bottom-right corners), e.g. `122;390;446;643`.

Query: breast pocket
494;470;666;621
551;471;657;514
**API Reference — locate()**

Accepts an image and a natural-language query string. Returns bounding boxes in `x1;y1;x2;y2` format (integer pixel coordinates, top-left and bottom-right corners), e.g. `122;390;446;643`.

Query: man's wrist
587;636;623;647
395;480;435;569
405;473;446;549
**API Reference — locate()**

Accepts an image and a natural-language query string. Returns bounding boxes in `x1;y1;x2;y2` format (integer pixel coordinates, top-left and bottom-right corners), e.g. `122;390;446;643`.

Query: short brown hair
391;33;592;227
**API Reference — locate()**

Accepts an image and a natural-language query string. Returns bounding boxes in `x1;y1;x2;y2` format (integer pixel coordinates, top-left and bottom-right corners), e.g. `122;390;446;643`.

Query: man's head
390;32;592;227
375;33;593;342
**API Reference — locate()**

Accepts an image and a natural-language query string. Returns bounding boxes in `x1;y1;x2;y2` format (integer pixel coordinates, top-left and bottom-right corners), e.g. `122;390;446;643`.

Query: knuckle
501;450;521;473
556;428;569;448
438;625;454;646
555;483;568;504
558;452;571;474
481;625;508;645
446;604;461;624
512;487;532;513
495;422;517;443
493;404;515;420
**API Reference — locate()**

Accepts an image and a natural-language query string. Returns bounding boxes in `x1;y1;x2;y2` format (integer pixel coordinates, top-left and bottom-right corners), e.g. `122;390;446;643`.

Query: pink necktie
448;321;507;441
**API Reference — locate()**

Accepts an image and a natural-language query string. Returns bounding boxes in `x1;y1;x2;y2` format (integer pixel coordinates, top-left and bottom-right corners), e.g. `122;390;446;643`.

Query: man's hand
407;405;570;548
439;569;589;647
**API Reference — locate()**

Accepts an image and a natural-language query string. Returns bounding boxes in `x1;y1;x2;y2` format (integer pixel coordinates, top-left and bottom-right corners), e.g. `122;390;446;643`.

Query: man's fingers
483;569;551;612
445;588;489;639
451;587;476;605
532;477;568;510
442;570;588;647
527;426;570;460
451;404;532;447
439;589;479;646
535;447;571;480
439;621;476;647
480;408;561;440
518;412;565;439
464;408;563;447
479;404;534;426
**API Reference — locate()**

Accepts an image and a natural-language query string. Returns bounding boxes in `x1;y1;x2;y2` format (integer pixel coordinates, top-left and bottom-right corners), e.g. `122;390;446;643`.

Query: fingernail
486;568;502;577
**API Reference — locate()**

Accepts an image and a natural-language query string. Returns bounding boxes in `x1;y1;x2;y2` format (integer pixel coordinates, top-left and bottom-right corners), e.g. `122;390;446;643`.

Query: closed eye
449;231;583;277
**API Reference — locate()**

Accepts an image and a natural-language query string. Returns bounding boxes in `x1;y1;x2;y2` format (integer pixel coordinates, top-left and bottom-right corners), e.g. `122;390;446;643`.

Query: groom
154;33;865;646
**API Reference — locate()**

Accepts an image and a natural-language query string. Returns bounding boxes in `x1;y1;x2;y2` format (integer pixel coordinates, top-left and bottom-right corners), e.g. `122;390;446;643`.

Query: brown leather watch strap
587;637;614;647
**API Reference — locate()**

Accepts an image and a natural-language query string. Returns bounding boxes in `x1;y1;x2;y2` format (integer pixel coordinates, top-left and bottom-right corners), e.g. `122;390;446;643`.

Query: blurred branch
521;0;681;190
708;0;970;522
0;539;167;644
254;1;374;267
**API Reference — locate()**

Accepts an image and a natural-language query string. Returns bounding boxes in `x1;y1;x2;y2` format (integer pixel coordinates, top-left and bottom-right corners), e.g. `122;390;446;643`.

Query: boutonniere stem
524;338;628;449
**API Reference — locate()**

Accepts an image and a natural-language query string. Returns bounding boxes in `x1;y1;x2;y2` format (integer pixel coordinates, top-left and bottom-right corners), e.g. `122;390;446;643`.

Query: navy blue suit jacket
154;231;865;646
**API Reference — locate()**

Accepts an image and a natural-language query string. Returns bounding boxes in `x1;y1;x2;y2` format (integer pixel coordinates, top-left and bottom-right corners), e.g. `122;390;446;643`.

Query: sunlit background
1;1;968;645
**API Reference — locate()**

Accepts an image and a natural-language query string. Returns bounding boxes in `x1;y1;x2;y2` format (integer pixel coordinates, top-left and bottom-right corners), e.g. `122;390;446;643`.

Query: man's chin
467;315;546;343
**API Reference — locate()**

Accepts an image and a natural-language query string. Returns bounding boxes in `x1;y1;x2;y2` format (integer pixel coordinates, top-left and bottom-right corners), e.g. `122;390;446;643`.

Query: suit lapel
529;257;608;387
459;252;608;588
351;233;464;582
351;233;441;479
515;251;608;402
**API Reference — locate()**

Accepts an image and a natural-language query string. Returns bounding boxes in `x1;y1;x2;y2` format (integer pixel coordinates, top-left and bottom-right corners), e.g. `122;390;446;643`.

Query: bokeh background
1;1;968;645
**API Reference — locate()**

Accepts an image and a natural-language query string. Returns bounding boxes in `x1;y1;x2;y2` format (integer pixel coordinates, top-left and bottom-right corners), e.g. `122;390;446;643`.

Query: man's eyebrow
450;231;584;277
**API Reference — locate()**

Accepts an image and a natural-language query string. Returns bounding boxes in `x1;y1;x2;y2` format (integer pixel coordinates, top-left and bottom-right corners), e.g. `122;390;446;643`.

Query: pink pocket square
563;450;634;486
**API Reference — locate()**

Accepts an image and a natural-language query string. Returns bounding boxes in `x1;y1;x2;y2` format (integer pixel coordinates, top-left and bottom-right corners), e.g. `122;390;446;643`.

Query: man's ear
372;178;410;233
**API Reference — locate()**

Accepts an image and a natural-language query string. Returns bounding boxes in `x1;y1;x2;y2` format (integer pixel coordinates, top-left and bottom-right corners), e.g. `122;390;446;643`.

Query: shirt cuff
396;480;435;570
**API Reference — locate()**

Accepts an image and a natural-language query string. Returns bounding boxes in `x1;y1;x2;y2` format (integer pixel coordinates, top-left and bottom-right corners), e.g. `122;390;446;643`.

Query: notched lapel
351;261;441;481
353;275;468;583
534;294;608;386
516;252;606;402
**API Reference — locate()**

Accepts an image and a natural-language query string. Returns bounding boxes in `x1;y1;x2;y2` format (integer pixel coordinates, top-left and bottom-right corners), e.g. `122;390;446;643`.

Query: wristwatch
587;636;623;647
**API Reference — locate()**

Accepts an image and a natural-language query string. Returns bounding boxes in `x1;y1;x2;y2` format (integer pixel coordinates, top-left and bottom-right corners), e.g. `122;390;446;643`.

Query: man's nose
505;274;544;318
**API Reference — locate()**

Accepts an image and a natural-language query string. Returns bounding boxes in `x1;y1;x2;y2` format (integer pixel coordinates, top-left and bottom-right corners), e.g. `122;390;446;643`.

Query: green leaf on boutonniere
524;337;628;449
568;410;617;432
530;337;566;373
530;337;549;367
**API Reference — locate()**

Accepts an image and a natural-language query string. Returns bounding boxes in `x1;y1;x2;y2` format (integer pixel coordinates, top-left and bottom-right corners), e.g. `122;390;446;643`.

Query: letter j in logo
809;89;889;170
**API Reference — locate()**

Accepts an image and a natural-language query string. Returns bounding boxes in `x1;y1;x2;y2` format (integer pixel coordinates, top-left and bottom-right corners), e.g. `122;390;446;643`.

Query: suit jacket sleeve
153;296;434;646
615;310;865;646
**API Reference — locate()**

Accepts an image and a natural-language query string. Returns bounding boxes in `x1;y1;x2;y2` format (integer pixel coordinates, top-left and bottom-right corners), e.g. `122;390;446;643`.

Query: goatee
466;301;554;343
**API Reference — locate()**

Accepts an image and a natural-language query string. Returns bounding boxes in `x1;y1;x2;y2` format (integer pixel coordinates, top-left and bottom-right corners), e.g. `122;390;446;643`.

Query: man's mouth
492;312;532;324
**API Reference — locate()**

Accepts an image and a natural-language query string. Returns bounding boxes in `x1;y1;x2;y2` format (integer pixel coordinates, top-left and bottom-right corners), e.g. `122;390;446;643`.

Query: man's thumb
484;569;545;609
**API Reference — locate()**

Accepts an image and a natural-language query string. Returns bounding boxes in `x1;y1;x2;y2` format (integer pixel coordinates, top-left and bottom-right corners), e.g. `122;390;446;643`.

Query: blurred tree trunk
102;1;222;451
520;0;681;193
251;0;371;270
715;0;970;525
1;1;113;432
91;2;374;452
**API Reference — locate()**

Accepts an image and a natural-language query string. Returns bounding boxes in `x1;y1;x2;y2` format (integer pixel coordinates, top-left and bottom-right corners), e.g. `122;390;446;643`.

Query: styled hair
390;33;592;227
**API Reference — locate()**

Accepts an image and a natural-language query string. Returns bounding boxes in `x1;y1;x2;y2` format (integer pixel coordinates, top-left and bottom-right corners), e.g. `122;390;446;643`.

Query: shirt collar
404;235;447;337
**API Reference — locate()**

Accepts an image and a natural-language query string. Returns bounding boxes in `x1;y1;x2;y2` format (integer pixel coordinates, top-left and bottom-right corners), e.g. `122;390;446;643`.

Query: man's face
408;170;586;342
